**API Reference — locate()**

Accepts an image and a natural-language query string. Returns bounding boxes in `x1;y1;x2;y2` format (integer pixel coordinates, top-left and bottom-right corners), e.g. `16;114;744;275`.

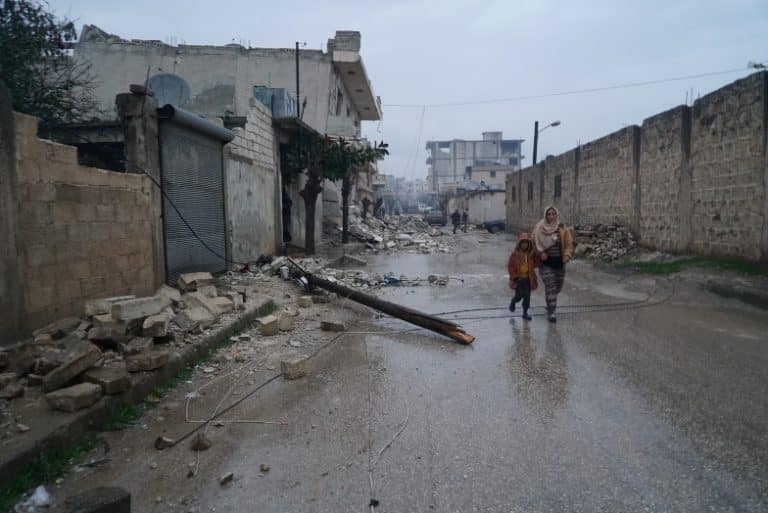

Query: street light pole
533;120;539;166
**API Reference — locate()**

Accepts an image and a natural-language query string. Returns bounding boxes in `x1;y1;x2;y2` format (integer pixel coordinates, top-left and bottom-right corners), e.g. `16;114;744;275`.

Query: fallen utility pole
287;259;474;344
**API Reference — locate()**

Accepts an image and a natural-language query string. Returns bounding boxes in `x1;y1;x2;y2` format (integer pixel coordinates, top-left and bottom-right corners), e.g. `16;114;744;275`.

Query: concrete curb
0;301;271;486
704;280;768;310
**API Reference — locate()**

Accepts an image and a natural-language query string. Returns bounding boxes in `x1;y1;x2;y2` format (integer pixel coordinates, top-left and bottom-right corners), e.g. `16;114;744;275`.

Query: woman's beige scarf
533;206;561;253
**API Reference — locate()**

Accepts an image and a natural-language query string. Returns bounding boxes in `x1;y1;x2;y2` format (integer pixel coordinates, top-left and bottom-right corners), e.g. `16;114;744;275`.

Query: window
527;181;534;201
511;186;517;202
335;88;343;116
554;174;562;198
465;166;472;179
490;170;497;178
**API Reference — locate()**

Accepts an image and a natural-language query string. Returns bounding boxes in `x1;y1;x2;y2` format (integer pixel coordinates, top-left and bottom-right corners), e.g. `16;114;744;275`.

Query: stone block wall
225;100;279;262
506;71;768;262
6;113;156;337
689;72;767;260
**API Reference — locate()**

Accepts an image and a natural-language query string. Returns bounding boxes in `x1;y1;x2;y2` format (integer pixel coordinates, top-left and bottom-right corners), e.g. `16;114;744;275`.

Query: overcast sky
49;0;767;180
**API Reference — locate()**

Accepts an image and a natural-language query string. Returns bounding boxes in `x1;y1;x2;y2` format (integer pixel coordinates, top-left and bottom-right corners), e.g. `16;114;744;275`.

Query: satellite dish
147;73;190;107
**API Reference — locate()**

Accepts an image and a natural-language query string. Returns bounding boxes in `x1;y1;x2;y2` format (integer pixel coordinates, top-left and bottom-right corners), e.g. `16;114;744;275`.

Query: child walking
507;232;540;321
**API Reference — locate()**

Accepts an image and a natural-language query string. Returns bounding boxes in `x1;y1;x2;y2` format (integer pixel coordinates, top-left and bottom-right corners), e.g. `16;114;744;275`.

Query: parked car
424;210;447;226
480;219;506;233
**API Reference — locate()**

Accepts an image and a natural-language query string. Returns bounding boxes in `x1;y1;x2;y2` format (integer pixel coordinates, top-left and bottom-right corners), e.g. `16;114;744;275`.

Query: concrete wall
225;101;280;262
286;175;323;249
505;71;768;262
4;113;156;339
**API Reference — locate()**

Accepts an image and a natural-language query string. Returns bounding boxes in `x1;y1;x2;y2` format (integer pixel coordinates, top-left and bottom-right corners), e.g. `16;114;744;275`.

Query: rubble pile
346;214;455;254
573;223;639;261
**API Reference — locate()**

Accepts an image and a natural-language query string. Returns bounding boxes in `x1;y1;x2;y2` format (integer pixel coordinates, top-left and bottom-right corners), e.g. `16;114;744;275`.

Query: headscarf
533;205;561;252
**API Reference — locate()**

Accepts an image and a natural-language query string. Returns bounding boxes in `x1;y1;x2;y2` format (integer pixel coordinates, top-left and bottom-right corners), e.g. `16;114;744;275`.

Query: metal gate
158;105;234;286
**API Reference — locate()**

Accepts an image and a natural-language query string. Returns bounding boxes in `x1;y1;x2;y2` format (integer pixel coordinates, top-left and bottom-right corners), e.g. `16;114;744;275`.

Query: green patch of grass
256;300;279;317
620;256;768;277
101;402;147;431
0;438;97;513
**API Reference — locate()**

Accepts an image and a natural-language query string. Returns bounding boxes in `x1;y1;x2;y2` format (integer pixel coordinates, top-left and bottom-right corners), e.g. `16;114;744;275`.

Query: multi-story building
425;131;524;192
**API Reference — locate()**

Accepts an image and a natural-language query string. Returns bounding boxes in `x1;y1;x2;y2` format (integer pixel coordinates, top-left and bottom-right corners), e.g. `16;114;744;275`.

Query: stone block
0;382;25;399
0;372;16;388
84;363;130;395
45;382;102;412
42;342;102;392
258;315;279;336
88;315;131;342
279;310;298;331
321;320;346;332
125;350;169;372
197;285;218;298
177;272;214;291
32;317;82;339
142;313;170;337
155;284;181;305
175;306;215;331
84;296;135;317
183;292;232;317
280;355;309;380
64;486;131;513
222;291;244;310
297;296;313;308
111;296;166;321
119;337;153;356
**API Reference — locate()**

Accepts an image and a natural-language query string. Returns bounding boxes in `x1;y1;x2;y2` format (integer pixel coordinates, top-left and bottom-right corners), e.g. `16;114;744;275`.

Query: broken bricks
177;272;214;292
42;341;102;392
45;382;102;412
279;309;299;331
258;315;279;336
297;296;313;308
125;350;170;373
111;296;166;322
142;313;171;337
190;433;212;451
84;362;130;395
175;307;215;332
320;320;346;332
280;355;309;380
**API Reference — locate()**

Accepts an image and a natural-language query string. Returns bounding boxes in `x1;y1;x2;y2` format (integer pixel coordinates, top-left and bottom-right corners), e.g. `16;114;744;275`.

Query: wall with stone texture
505;71;768;262
225;100;280;262
6;113;156;337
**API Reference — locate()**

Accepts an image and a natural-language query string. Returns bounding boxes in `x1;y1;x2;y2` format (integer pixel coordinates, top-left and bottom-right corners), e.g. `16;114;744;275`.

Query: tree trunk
300;170;322;255
341;174;351;244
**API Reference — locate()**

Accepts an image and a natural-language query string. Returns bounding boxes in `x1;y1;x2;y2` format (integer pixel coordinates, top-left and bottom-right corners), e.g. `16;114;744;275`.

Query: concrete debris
259;463;271;473
119;337;154;356
219;472;234;486
178;272;215;292
16;423;30;433
279;309;298;331
111;296;167;321
175;306;215;332
573;223;639;261
155;284;182;304
42;341;102;392
258;315;280;336
14;485;51;512
0;372;15;389
0;350;8;371
85;296;136;317
154;436;175;450
63;486;131;513
45;382;102;412
32;317;81;339
281;355;309;380
88;315;132;343
142;313;171;337
125;350;169;373
27;374;43;387
428;274;449;286
331;254;367;267
197;285;218;298
341;214;454;254
0;381;24;400
320;320;346;332
84;362;130;395
297;296;313;308
190;433;212;451
183;292;234;317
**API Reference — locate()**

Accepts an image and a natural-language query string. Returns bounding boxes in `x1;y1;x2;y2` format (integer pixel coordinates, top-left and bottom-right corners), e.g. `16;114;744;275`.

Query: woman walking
533;206;573;323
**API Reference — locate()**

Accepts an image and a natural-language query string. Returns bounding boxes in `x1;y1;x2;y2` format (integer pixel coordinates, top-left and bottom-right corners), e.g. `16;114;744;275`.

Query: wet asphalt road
53;233;768;512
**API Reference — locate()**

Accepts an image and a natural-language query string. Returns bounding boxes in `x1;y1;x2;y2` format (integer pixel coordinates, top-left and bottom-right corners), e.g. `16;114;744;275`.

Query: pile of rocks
0;271;248;415
347;214;454;254
573;223;639;261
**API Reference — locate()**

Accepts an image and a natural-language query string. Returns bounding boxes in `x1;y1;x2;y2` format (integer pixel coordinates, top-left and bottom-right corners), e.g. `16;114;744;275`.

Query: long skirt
538;265;566;312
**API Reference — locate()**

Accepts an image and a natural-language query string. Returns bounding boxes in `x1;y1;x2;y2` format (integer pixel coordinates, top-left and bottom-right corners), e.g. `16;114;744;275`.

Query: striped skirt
539;266;566;312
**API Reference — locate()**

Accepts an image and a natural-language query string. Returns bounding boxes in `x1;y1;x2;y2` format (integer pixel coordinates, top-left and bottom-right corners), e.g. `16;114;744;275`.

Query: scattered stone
32;317;81;339
222;291;244;310
119;337;154;356
34;352;64;375
177;272;214;292
42;341;102;392
33;333;56;346
190;433;212;451
281;355;309;380
331;254;367;267
150;462;158;469
183;292;233;317
85;296;136;317
45;382;102;412
111;296;166;321
219;472;234;486
297;296;313;308
155;284;182;305
321;320;346;332
0;372;15;389
258;315;279;336
27;373;43;387
175;307;215;332
259;463;271;473
84;362;130;395
197;285;218;298
16;423;30;433
279;310;298;331
288;340;302;348
125;350;169;372
0;382;24;400
154;436;175;450
142;313;170;337
63;486;131;513
428;274;449;286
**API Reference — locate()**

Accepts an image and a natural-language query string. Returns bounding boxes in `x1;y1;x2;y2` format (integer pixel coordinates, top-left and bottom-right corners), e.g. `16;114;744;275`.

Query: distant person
451;209;461;234
362;197;371;219
462;209;469;232
533;206;573;323
507;232;540;321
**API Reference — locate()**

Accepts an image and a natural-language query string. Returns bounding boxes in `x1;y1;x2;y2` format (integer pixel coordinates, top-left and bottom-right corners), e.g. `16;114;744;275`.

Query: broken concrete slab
279;309;298;331
27;373;43;387
32;317;82;339
281;355;309;380
197;285;218;298
222;291;244;310
125;350;169;373
183;292;233;317
45;382;102;412
0;382;24;400
258;315;280;336
87;315;132;344
177;272;214;292
118;337;153;356
64;486;131;513
111;296;166;322
84;296;136;317
42;341;102;392
0;372;16;389
142;313;170;337
84;363;130;395
297;296;313;308
321;320;347;332
268;256;287;274
175;306;215;332
155;284;181;305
